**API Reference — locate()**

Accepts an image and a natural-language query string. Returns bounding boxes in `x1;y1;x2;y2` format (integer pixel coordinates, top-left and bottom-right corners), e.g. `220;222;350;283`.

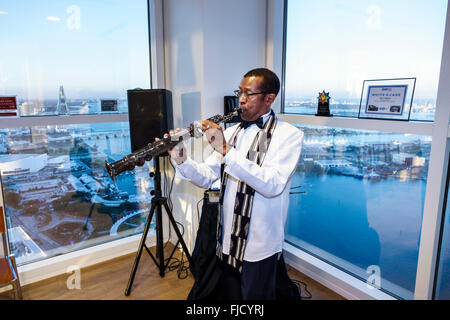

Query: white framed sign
358;78;416;121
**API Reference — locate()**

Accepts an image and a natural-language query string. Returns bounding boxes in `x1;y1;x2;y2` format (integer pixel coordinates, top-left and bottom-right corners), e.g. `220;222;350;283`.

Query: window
1;123;155;265
285;125;430;299
282;0;449;299
0;1;151;265
284;0;447;121
0;0;149;115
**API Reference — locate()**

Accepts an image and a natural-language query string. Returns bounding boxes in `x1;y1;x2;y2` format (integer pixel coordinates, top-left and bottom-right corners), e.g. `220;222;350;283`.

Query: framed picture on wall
0;96;20;118
358;78;416;121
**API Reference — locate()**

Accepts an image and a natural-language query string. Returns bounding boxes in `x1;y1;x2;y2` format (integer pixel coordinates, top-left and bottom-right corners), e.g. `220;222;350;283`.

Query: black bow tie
241;117;264;129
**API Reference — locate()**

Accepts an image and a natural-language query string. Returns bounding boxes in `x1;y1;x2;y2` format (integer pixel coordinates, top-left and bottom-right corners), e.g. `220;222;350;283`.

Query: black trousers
211;253;279;300
187;192;300;301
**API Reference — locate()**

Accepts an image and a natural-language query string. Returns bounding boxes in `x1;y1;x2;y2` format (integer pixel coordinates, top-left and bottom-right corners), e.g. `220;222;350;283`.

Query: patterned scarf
216;110;277;272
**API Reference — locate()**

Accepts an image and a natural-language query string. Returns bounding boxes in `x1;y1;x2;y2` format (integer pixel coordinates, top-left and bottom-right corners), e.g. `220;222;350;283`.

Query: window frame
279;0;450;300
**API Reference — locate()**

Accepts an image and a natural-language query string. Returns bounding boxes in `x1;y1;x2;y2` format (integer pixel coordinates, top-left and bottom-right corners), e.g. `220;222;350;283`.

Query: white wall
162;0;268;251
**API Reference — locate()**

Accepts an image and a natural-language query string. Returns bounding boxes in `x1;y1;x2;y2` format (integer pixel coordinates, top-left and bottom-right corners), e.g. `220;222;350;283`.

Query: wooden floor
0;244;344;300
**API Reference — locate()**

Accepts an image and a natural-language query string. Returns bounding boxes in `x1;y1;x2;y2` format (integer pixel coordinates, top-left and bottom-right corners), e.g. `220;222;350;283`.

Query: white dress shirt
175;110;304;262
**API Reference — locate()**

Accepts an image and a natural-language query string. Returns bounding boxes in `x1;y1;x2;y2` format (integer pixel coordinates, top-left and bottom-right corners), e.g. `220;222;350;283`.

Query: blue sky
285;0;448;101
0;0;448;102
0;0;150;100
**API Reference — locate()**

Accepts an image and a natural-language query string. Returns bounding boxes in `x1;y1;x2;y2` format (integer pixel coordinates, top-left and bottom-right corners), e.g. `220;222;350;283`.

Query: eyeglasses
233;90;273;99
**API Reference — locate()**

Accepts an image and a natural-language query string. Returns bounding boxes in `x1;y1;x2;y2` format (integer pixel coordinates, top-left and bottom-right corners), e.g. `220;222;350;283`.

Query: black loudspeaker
224;96;240;127
127;89;174;153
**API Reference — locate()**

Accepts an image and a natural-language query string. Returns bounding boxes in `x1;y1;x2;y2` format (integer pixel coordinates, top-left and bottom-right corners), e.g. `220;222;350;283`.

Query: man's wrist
175;158;185;165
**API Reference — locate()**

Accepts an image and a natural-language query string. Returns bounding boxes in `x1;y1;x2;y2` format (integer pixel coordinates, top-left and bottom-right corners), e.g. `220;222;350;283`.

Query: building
0;154;47;176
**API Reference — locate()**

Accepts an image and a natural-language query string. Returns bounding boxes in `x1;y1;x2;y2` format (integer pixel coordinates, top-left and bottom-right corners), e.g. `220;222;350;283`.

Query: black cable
168;158;176;208
164;220;189;279
163;157;172;211
162;157;172;251
160;156;190;279
167;158;174;212
292;279;313;299
174;221;190;279
285;266;313;299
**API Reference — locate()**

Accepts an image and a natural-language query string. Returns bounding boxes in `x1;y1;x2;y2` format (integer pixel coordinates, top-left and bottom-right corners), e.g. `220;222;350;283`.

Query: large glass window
284;0;448;121
285;125;431;299
0;123;155;265
0;1;152;265
434;156;450;300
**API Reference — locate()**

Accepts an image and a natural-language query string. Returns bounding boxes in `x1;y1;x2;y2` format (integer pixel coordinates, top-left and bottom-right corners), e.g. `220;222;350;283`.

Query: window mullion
414;0;450;300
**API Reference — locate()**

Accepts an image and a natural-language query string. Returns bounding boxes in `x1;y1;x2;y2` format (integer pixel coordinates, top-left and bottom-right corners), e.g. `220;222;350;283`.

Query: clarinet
105;107;242;179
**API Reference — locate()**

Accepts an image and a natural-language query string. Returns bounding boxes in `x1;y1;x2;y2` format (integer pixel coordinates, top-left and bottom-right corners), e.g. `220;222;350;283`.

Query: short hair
243;68;280;96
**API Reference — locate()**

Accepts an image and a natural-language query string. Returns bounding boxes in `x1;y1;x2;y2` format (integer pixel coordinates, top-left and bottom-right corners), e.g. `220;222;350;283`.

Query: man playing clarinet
165;68;304;300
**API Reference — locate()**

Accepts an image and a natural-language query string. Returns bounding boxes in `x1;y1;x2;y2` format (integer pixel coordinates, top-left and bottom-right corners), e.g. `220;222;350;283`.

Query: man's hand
201;120;231;156
155;128;187;165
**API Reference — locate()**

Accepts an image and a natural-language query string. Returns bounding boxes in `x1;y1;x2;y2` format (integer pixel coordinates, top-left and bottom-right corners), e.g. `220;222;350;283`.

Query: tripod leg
124;199;157;296
161;200;195;272
156;198;165;277
83;203;95;230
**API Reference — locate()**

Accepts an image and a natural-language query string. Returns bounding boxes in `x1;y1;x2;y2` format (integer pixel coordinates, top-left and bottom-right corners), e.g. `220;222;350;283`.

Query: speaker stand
124;156;194;296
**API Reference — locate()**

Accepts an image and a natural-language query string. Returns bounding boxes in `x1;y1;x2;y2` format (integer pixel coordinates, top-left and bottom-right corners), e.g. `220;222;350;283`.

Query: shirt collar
260;109;272;126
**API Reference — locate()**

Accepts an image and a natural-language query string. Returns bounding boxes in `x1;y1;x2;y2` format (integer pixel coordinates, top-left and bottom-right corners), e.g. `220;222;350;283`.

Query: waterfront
285;125;431;299
286;173;425;299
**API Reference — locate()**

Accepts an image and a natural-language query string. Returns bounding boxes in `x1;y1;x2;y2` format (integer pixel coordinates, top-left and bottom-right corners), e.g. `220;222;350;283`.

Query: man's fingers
155;132;174;143
201;120;218;131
